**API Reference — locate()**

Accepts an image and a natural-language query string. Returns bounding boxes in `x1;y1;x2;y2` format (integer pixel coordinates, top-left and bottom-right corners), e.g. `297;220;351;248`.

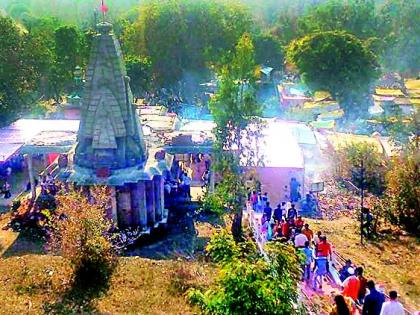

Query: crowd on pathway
247;191;407;315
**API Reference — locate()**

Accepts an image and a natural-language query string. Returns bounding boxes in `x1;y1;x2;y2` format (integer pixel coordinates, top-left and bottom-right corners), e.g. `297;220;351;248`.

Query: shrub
384;149;420;235
169;264;194;295
206;228;239;264
191;230;302;315
332;141;387;195
48;187;117;288
200;191;226;216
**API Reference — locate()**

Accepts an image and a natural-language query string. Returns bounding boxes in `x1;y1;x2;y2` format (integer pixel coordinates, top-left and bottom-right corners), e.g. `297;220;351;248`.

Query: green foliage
54;25;84;90
206;228;239;264
253;32;284;68
333;141;387;195
384;147;420;235
125;55;153;98
287;31;379;118
210;33;263;240
201;190;227;216
48;188;117;287
377;0;420;76
189;232;302;315
124;0;252;86
298;0;379;40
0;16;40;125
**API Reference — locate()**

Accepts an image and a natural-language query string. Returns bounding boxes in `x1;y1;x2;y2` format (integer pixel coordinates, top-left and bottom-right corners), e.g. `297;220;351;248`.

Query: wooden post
24;154;36;202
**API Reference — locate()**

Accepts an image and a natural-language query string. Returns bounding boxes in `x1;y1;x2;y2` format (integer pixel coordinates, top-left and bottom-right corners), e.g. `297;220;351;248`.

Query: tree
189;230;302;315
297;0;380;40
54;25;84;99
377;0;420;76
332;141;386;195
287;31;379;118
125;55;153;99
384;146;420;235
124;0;252;87
253;32;284;69
0;16;39;126
210;33;262;241
48;187;117;287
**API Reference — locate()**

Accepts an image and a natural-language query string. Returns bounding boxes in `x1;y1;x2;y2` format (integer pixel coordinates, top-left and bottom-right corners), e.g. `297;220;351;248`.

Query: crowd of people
248;189;317;243
247;190;407;315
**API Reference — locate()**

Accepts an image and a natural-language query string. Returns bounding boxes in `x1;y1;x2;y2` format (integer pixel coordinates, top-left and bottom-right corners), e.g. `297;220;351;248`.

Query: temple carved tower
64;22;170;231
75;22;146;169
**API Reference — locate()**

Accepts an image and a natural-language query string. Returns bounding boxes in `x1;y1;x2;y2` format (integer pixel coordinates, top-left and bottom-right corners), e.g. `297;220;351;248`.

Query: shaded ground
0;202;219;314
0;255;217;314
307;217;420;312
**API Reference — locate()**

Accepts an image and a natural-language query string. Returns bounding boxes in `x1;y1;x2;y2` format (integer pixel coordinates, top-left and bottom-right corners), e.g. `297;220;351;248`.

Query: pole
360;159;364;245
25;154;36;202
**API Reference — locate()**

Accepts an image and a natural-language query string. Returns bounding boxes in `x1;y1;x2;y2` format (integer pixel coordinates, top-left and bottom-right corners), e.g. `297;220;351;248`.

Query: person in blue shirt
339;259;354;281
312;255;328;290
362;280;385;315
264;201;272;220
301;241;313;281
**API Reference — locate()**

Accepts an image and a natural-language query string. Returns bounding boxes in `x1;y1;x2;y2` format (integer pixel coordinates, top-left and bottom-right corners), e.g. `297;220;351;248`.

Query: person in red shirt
281;219;290;239
295;216;304;229
317;236;332;273
302;223;314;242
342;267;360;302
317;236;332;258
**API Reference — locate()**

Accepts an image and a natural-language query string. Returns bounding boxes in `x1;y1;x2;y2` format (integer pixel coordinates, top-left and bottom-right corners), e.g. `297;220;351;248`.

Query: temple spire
74;22;147;170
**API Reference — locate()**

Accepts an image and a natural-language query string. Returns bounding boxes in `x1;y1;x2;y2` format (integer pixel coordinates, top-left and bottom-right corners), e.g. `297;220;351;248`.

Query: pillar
209;170;215;194
117;187;132;228
131;182;147;228
154;176;163;221
24;154;36;202
145;180;155;226
110;186;118;223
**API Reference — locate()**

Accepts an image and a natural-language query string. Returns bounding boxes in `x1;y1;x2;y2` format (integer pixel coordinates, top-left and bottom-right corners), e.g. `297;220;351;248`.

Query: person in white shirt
380;291;405;315
294;229;308;248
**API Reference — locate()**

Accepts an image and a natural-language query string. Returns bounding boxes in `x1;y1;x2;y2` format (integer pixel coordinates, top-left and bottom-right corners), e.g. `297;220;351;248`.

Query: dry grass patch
0;255;217;314
307;217;419;311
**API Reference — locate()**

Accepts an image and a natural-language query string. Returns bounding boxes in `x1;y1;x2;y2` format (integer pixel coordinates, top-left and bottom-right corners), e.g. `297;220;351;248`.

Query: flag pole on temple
100;0;108;22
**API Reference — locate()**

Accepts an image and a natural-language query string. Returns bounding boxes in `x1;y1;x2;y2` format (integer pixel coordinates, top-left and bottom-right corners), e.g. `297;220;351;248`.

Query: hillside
307;217;420;311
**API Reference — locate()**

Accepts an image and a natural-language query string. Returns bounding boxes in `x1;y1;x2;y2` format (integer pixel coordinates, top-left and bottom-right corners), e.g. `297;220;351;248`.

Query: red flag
100;0;108;13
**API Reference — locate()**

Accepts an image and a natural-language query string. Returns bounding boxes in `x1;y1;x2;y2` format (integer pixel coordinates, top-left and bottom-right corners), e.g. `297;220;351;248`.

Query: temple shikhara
61;22;172;230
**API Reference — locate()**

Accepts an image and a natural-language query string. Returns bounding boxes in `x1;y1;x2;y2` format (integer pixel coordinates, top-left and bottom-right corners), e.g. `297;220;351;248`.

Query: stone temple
61;22;172;230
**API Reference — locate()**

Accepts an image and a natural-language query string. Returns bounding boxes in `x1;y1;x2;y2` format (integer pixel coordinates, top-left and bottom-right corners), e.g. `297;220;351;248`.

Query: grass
307;217;420;311
0;255;217;314
0;208;219;314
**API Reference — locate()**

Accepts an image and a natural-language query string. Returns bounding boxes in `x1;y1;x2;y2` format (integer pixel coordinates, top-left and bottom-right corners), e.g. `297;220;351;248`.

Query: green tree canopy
210;33;262;240
297;0;380;40
125;55;153;99
287;31;379;117
377;0;420;76
124;0;252;86
253;32;284;69
384;147;420;235
0;16;39;125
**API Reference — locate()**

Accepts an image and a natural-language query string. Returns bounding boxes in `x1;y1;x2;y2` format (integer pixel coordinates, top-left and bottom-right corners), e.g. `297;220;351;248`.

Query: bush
206;228;239;264
384;149;420;235
191;230;302;315
48;187;117;287
200;192;226;216
332;141;387;195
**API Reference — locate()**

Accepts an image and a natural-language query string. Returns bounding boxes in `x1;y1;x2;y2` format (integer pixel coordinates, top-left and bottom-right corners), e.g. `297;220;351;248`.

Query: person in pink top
250;191;258;210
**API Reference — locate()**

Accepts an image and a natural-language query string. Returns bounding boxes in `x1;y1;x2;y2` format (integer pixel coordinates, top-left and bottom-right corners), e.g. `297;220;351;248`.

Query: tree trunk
231;204;243;243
